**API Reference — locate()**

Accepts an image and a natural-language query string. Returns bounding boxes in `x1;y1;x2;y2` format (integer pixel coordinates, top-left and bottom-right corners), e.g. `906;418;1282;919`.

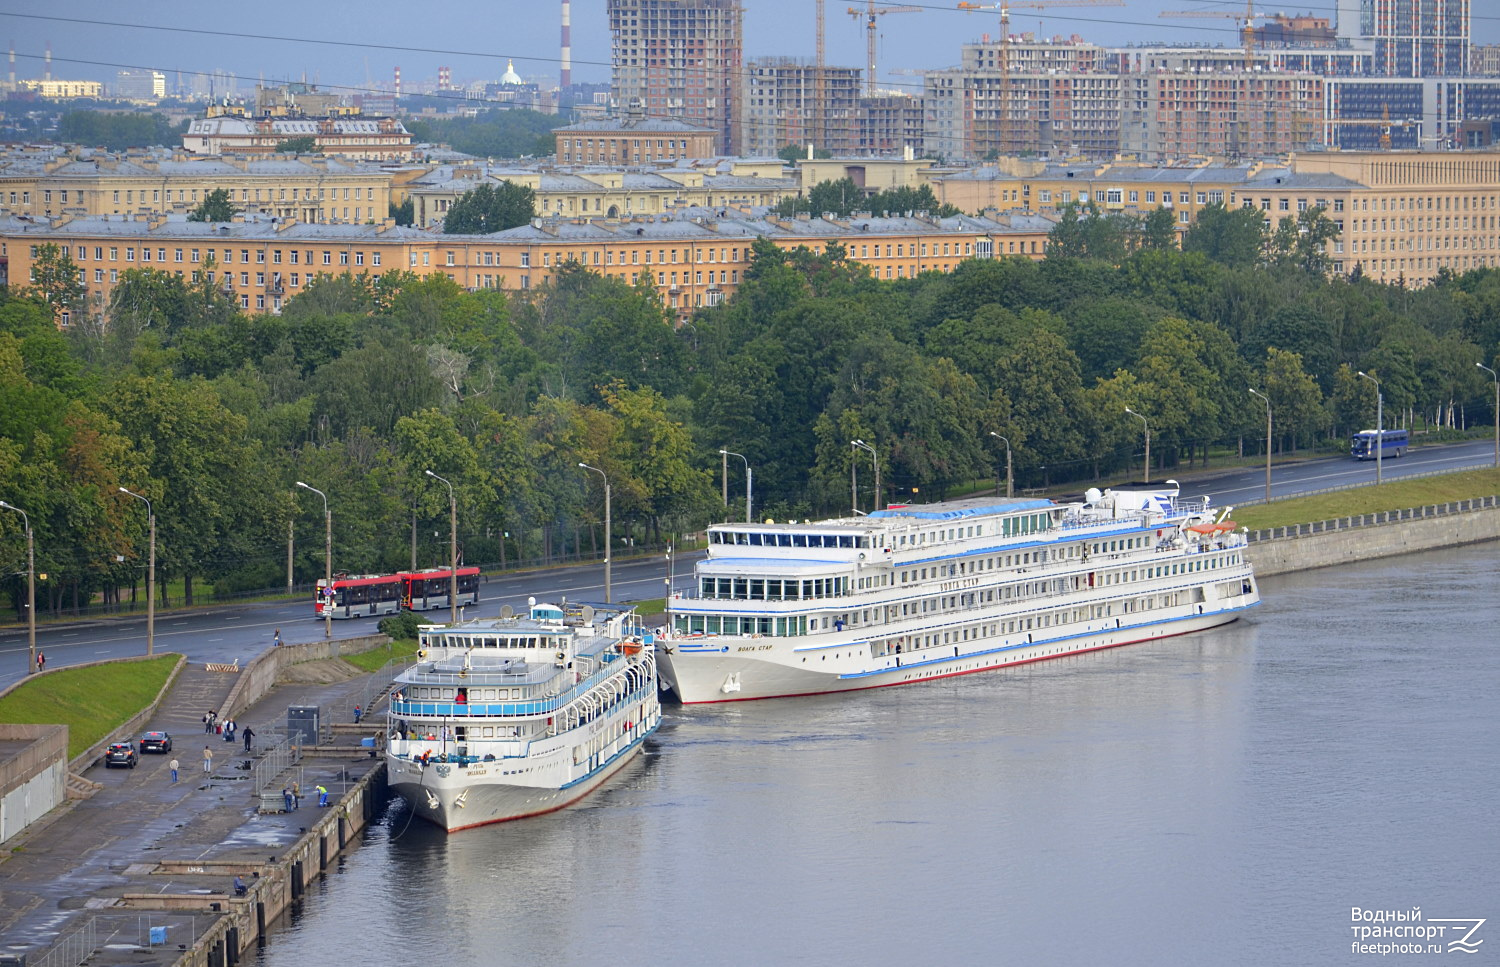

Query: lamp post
1124;407;1150;484
1357;371;1383;485
1249;388;1273;503
852;439;880;512
1479;362;1499;469
579;463;611;603
988;432;1013;499
718;449;751;523
118;488;155;657
425;470;458;625
0;501;35;675
296;481;332;639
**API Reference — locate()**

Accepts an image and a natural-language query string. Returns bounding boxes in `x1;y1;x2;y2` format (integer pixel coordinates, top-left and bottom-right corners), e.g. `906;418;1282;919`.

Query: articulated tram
314;566;481;619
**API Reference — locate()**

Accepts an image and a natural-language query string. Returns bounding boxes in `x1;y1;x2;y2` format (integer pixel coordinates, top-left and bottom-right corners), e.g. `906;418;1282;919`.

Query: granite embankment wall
219;634;388;721
168;764;389;967
1244;496;1500;577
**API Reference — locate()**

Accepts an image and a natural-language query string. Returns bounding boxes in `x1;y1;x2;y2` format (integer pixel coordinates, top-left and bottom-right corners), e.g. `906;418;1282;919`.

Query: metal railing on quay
252;732;303;796
1246;494;1500;543
30;917;97;967
1231;462;1494;511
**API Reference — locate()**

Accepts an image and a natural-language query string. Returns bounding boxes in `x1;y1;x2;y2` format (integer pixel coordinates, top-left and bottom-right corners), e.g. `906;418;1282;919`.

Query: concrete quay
0;639;397;967
1245;496;1500;576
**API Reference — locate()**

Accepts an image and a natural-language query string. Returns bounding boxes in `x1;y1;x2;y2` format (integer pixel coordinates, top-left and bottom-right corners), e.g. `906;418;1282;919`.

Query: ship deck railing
392;650;648;720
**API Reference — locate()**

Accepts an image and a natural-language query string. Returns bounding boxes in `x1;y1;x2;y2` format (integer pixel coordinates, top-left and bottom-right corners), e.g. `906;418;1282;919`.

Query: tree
23;244;87;324
390;197;414;226
442;182;536;234
1183;202;1266;268
187;188;237;223
1138;207;1179;251
1261;347;1327;451
1269;206;1340;274
777;144;830;164
274;135;318;154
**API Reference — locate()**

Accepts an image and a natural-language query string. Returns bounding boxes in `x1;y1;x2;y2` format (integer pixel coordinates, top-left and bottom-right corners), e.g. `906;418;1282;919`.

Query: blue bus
1350;428;1409;460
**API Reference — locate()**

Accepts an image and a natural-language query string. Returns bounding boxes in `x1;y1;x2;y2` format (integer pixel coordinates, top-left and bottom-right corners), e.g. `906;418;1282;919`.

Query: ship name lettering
735;644;774;652
939;578;981;591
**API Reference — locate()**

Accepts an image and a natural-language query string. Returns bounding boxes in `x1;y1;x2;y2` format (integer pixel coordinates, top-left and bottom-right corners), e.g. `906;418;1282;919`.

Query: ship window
793;534;807;547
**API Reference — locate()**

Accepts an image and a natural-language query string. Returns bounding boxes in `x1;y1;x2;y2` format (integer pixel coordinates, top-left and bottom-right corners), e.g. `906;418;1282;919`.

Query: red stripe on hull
676;616;1242;705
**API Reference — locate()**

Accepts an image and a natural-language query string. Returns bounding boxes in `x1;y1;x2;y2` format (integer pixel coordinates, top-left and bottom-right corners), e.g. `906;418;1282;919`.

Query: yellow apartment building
1;208;1056;324
408;162;797;229
0;151;395;225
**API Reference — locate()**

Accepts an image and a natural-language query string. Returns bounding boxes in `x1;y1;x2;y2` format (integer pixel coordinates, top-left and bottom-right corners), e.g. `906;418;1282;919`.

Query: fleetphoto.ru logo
1351;907;1486;955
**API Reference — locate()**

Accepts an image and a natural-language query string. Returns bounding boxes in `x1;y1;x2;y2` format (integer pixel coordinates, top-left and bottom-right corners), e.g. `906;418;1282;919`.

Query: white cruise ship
660;482;1259;704
386;601;661;832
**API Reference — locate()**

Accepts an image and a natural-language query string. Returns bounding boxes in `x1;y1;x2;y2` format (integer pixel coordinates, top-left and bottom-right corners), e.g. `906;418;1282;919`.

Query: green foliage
23;244;87;321
187;188;237;223
58;111;180;150
0;656;178;758
390;197;415;226
274;135;319;154
776;180;958;219
442;182;536;234
377;611;426;642
406;109;565;160
1183;202;1266;268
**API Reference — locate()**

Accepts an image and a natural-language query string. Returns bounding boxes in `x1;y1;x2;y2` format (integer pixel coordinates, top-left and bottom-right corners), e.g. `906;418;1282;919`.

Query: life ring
458;668;468;679
417;649;427;660
556;650;567;662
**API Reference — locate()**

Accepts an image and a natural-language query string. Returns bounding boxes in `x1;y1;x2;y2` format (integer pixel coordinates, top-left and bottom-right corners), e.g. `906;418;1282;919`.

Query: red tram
313;565;480;619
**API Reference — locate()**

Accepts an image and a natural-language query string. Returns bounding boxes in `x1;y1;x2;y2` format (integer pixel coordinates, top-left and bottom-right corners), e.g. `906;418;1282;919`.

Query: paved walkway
0;652;385;961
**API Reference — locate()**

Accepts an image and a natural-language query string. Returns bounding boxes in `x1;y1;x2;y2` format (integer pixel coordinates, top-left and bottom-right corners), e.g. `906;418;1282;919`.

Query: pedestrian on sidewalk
36;651;44;672
203;711;213;733
353;704;362;724
273;628;282;646
169;758;179;782
243;727;255;752
202;746;213;775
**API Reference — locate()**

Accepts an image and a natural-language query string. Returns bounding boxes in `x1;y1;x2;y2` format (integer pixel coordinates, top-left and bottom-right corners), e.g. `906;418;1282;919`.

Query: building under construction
608;0;744;155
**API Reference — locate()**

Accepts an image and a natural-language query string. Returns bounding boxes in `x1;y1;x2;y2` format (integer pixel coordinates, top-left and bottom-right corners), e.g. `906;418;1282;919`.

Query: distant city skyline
4;0;1497;101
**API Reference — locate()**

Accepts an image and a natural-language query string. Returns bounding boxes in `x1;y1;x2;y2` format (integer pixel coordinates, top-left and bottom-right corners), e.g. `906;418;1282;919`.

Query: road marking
95;650;111;654
62;632;79;637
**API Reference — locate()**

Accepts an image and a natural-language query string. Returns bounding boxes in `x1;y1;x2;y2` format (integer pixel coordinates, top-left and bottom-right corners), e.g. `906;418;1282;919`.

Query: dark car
104;742;137;768
139;731;172;754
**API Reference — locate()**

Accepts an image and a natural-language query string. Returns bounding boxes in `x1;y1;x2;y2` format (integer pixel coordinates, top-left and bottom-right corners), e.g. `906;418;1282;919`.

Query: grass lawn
1230;467;1500;531
342;639;419;673
0;656;179;759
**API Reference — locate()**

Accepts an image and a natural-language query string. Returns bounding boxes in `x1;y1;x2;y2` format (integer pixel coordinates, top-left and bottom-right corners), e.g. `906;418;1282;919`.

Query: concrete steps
65;772;101;800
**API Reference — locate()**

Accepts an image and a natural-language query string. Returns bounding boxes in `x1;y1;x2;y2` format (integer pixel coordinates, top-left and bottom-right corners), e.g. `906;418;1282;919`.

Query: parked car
139;731;172;754
104;743;138;768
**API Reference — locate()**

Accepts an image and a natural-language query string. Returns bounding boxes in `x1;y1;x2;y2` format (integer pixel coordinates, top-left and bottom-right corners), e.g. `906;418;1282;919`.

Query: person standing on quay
169;758;179;782
243;726;255;752
202;746;213;775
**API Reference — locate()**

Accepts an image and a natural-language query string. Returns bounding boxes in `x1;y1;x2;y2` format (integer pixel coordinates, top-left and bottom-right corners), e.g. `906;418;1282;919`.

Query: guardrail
1226;462;1494;510
1246;494;1500;543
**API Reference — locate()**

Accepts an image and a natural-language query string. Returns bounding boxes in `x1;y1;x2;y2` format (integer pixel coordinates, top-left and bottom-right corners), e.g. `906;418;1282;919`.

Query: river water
254;543;1500;966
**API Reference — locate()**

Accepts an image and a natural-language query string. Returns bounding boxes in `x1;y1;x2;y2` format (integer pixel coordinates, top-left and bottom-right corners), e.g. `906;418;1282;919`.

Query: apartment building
183;112;416;161
408;161;796;228
0;149;395;224
741;59;863;157
554;113;717;164
608;0;744;155
1;208;1055;324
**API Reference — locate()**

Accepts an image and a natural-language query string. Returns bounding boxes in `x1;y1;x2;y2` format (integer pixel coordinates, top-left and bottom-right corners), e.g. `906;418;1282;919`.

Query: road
3;439;1494;690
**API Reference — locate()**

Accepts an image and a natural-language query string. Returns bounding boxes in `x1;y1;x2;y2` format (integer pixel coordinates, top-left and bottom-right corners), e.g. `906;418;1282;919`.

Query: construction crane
1159;1;1267;70
957;0;1123;156
1323;106;1419;151
848;2;923;98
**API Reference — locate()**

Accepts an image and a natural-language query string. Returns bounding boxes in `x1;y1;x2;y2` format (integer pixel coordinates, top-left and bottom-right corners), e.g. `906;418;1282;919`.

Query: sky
2;0;1497;99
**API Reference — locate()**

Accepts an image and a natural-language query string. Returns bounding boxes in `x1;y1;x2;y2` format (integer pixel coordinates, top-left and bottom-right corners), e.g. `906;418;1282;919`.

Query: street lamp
988;432;1013;499
0;501;35;675
579;463;611;603
852;439;881;512
118;488;155;657
1479;362;1499;469
1249;388;1273;503
1124;407;1151;484
718;449;752;523
1357;371;1383;486
425;470;458;625
296;481;332;639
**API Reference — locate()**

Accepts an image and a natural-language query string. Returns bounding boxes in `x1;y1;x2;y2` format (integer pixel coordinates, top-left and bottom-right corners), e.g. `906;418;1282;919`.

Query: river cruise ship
386;601;661;831
660;482;1258;703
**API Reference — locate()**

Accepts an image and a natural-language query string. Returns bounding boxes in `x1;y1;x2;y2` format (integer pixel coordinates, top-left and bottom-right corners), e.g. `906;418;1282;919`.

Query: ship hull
661;602;1253;704
388;719;657;832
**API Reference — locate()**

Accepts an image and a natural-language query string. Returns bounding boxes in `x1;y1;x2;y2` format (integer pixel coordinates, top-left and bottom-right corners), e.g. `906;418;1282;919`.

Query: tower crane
957;0;1123;156
1159;1;1267;70
848;2;923;97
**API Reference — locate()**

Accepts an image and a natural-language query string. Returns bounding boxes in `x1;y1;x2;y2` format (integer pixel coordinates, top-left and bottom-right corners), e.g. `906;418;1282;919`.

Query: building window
354;252;364;265
372;252;382;266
